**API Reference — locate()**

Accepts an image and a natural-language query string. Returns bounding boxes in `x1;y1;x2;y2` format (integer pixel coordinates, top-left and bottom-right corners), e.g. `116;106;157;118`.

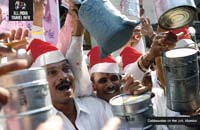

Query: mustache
105;85;120;93
56;79;72;91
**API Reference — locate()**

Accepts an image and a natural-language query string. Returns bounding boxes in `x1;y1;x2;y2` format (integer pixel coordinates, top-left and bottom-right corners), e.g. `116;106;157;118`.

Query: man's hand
141;17;154;39
149;32;177;58
63;0;84;36
0;43;14;57
0;28;29;50
34;0;47;17
121;74;148;95
33;0;47;27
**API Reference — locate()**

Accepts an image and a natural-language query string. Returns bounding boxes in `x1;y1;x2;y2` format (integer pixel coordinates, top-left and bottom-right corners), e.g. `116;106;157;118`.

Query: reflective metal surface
154;0;196;30
0;67;52;130
162;48;200;112
109;93;154;129
0;107;53;130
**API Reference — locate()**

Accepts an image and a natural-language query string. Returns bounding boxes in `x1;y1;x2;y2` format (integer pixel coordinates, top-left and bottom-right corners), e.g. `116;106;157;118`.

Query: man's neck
54;99;77;126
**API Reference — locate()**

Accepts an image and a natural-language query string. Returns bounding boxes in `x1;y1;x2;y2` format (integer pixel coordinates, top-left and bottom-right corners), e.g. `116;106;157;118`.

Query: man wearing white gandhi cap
88;45;148;103
27;38;113;130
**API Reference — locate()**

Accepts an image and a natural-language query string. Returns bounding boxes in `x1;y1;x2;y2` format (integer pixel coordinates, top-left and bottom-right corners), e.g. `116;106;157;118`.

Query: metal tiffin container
0;67;53;130
162;48;200;113
109;93;155;130
154;0;197;30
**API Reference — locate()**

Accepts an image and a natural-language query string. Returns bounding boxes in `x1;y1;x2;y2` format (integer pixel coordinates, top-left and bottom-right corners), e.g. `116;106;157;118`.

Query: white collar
74;97;91;115
52;97;90;116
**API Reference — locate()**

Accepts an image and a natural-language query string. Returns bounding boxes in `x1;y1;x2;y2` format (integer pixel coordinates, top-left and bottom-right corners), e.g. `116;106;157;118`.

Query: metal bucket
120;0;140;20
154;0;196;30
109;93;155;129
0;67;53;130
78;0;139;58
162;48;200;112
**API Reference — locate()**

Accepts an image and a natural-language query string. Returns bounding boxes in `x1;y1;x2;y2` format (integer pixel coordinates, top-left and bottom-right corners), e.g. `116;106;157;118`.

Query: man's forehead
46;60;70;69
93;72;119;77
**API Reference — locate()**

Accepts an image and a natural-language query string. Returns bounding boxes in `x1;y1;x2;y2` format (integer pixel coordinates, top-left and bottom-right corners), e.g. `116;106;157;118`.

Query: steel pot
162;48;200;113
0;67;53;130
154;0;197;30
109;93;154;129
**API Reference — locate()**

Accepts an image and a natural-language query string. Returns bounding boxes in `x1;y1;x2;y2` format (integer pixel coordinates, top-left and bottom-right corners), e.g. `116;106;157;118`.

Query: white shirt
52;96;113;130
31;25;45;41
151;71;180;130
123;59;145;81
134;38;146;55
66;36;93;97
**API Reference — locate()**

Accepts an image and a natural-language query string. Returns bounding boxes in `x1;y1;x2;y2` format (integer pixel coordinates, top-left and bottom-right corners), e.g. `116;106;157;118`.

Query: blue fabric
79;0;139;58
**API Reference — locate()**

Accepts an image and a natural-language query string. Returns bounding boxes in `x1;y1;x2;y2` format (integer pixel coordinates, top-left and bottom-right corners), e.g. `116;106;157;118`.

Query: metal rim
7;80;48;89
0;105;53;118
110;93;151;106
158;6;196;30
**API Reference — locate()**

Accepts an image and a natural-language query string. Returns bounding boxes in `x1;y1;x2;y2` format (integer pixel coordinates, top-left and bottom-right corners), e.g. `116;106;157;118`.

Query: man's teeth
106;89;116;94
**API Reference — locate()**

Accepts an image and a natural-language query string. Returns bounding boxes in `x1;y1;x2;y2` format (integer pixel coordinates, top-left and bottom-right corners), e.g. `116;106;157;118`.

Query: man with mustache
27;38;114;130
88;45;148;103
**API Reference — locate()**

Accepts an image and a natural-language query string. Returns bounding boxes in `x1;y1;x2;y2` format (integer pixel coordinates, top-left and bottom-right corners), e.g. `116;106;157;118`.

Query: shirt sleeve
66;35;93;97
123;61;145;81
68;36;84;57
31;25;45;40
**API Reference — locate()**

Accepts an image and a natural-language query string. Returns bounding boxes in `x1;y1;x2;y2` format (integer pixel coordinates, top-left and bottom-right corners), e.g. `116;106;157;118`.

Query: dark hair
90;73;94;83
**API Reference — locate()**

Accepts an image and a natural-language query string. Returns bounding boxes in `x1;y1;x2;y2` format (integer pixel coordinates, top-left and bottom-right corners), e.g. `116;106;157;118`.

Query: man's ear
90;74;97;90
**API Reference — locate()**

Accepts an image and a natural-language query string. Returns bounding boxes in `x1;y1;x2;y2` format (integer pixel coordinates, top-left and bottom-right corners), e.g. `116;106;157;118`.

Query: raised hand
0;28;29;50
140;17;155;39
149;32;177;58
121;74;148;95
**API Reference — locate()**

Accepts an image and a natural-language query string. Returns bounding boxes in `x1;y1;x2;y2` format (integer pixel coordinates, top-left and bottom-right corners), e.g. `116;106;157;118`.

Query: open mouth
105;86;119;94
56;80;72;91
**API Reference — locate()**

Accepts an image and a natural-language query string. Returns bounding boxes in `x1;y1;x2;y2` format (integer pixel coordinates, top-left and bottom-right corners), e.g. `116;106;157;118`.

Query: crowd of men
0;0;199;130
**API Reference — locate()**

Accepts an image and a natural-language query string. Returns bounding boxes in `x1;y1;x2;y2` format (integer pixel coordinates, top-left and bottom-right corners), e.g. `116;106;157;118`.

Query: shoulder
78;96;112;111
78;96;109;106
78;96;113;117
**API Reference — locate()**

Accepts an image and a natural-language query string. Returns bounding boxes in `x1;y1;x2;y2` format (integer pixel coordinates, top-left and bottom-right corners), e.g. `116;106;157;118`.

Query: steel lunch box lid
165;48;197;58
109;93;151;115
162;48;198;67
158;6;196;30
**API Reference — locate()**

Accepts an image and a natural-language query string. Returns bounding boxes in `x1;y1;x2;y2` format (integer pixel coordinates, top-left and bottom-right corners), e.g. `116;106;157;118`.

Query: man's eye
98;78;108;84
63;66;71;73
48;70;58;76
110;75;120;81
